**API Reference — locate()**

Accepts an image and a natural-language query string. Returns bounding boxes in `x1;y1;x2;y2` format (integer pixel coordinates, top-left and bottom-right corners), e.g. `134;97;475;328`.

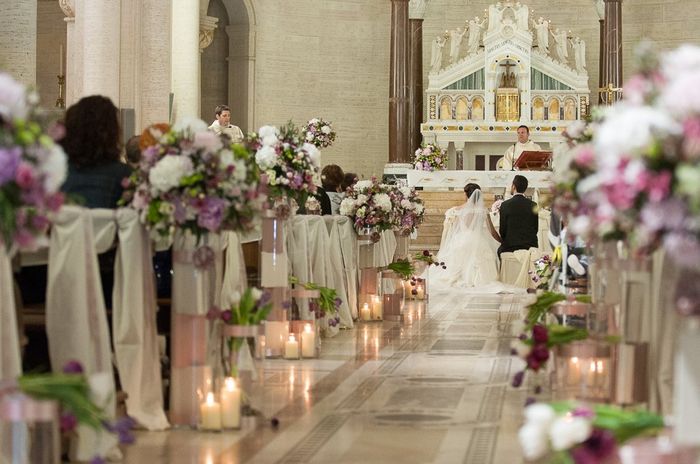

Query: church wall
36;1;66;108
243;0;391;179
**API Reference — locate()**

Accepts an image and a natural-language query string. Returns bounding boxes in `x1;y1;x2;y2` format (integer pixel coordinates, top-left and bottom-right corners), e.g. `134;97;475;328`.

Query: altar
421;0;590;171
406;169;552;191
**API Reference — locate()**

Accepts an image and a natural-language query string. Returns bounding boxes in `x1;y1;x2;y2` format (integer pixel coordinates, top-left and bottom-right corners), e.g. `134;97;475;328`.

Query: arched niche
471;97;484;120
548;98;560;121
456;97;468;120
563;97;577;120
439;97;452;120
532;97;545;120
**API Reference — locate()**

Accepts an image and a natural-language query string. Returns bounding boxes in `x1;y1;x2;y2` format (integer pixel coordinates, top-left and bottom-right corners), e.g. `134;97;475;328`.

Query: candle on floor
200;392;222;431
360;303;371;321
301;323;316;358
220;377;241;429
415;282;425;300
265;321;289;357
371;295;383;320
284;334;299;359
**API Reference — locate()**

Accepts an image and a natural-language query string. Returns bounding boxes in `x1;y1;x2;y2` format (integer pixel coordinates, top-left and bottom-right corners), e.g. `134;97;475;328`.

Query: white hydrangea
302;142;321;167
172;117;208;134
374;193;392;212
321;125;331;134
255;145;278;170
339;198;355;216
309;118;319;125
400;199;412;209
149;155;194;194
355;194;369;206
258;125;279;139
0;73;28;120
306;132;315;141
354;180;373;191
414;203;424;214
400;186;412;197
356;206;367;217
41;144;68;193
549;416;592;451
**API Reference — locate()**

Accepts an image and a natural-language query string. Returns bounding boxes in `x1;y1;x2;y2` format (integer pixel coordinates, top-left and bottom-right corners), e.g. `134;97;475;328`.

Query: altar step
409;190;497;253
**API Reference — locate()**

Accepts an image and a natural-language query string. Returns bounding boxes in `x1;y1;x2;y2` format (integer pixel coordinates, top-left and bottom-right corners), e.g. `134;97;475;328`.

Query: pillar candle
200;392;222;431
284;334;299;359
360;303;371;321
371;295;383;320
220;377;241;429
415;283;425;300
301;323;316;358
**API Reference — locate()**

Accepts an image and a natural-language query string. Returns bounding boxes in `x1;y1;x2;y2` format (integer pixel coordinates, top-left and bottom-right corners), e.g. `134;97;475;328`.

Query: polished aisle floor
124;294;531;464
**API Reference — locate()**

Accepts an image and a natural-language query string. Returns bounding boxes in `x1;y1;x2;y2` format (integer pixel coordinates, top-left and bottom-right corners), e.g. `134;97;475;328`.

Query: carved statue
594;0;605;20
499;71;517;88
570;37;586;72
430;34;448;72
551;28;569;63
532;17;550;54
487;2;504;32
466;17;486;54
513;2;529;31
449;27;467;64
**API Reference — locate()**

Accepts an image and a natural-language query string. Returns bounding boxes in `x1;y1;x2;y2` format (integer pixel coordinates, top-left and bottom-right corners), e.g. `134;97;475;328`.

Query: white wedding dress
427;190;525;295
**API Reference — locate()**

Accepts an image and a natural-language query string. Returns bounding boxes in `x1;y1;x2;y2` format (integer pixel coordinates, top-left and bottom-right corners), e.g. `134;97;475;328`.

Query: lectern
515;151;552;170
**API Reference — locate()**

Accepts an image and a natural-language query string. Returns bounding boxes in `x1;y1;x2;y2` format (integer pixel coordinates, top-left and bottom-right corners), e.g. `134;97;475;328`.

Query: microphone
511;143;516;171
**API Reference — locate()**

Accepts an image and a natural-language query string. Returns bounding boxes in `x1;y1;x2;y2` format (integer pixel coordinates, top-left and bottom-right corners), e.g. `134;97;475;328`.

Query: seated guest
341;172;358;191
60;95;132;208
321;164;345;215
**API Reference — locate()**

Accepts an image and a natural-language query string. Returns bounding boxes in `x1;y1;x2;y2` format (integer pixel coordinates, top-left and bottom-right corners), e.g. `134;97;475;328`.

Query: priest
500;125;541;170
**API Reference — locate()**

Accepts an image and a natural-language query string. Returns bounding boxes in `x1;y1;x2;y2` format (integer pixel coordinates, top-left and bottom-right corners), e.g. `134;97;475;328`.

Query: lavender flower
62;360;84;374
0;146;21;184
197;196;226;231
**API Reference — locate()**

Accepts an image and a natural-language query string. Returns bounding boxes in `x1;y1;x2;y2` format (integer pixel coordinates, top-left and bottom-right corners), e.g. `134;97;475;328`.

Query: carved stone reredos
58;0;75;18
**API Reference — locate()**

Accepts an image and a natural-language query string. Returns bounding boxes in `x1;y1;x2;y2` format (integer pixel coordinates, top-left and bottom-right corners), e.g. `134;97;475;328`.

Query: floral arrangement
208;287;272;326
0;73;66;251
290;276;342;327
388;183;425;236
249;123;320;208
553;43;700;269
120;119;265;241
302;117;336;148
1;360;135;463
413;143;447;171
387;258;415;280
529;254;555;290
414;250;446;269
519;402;664;463
339;177;395;235
511;323;588;389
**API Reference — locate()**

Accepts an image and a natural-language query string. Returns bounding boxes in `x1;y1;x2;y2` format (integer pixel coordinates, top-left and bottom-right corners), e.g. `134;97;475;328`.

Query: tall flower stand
358;229;381;321
170;232;216;427
261;212;290;358
0;394;60;464
381;270;405;322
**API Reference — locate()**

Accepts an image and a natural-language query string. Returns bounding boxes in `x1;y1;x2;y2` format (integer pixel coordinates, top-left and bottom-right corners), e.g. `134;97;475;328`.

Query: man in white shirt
499;125;542;170
208;104;244;142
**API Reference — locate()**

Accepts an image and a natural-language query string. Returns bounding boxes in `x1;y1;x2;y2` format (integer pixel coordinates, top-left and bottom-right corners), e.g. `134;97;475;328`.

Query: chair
499;247;543;289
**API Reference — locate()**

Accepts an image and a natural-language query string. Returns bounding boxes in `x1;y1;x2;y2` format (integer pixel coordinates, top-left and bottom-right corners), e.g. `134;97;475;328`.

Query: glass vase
170;231;216;427
381;270;405;322
221;324;263;405
553;340;613;403
260;211;288;288
0;394;60;464
357;227;380;315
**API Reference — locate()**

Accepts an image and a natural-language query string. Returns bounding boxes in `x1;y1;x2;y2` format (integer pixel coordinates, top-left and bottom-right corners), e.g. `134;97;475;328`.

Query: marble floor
124;294;532;464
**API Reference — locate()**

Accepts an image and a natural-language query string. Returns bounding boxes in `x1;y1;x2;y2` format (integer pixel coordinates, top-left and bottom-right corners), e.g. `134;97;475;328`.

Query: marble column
594;0;606;104
140;0;172;128
604;0;622;103
1;0;37;85
408;0;427;155
389;0;410;164
81;0;121;103
171;0;201;122
59;0;80;106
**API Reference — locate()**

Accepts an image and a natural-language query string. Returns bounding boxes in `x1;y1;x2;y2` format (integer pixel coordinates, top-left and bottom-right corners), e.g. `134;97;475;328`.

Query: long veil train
426;190;525;298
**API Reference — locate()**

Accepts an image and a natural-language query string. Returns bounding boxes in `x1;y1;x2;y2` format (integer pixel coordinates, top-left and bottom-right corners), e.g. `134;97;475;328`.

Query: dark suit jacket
498;194;539;255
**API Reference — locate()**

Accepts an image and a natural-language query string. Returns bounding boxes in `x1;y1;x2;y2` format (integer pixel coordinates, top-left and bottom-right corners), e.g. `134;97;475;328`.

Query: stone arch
471;96;484;120
439;96;452;120
455;97;468;120
547;98;560;121
221;0;256;131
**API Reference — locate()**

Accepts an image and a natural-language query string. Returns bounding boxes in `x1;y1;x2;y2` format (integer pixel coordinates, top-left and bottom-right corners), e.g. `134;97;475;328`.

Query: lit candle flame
225;377;237;391
206;392;215;405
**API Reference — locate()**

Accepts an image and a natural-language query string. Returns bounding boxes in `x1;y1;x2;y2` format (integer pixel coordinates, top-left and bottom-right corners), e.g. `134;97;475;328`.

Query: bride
430;183;506;289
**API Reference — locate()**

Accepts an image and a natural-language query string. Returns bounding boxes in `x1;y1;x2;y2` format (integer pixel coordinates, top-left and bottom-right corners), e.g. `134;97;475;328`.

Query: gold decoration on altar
598;83;622;106
496;88;519;121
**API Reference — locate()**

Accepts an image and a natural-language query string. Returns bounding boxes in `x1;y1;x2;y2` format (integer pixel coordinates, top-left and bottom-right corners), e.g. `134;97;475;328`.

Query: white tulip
518;424;550;460
549;416;592;451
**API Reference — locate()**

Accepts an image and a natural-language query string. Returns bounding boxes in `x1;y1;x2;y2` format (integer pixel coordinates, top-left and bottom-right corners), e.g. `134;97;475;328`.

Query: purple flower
524;397;536;407
531;344;550;363
104;417;136;445
90;456;106;464
221;310;232;322
60;412;77;432
572;406;595;419
532;325;548;344
0;146;21;185
664;233;700;270
197;197;226;231
333;297;342;308
512;370;525;388
62;360;84;374
640;198;687;233
571;429;617;464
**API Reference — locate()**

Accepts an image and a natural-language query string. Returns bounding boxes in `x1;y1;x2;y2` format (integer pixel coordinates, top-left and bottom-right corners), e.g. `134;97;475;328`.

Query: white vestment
501;140;542;170
208;120;244;143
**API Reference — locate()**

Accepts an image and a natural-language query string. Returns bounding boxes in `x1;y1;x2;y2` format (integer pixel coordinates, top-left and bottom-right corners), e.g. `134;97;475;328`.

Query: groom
498;175;539;257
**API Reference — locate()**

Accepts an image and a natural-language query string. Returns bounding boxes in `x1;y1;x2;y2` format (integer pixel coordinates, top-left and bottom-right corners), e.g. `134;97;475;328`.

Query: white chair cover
306;217;339;337
323;217;354;328
0;245;21;380
328;216;359;320
45;206;119;461
538;209;552;254
287;216;313;320
220;231;248;308
499;247;542;289
373;230;397;267
112;209;169;430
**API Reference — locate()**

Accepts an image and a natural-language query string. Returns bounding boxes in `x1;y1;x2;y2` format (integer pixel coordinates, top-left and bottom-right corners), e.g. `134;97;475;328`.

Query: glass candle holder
283;334;301;360
554;340;613;402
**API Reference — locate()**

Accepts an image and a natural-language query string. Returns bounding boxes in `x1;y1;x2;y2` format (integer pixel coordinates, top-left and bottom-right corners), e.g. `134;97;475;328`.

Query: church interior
1;0;700;463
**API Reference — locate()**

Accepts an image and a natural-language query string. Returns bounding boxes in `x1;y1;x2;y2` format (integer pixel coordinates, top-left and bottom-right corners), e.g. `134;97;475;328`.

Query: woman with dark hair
341;172;358;191
60;95;131;208
321;164;345;214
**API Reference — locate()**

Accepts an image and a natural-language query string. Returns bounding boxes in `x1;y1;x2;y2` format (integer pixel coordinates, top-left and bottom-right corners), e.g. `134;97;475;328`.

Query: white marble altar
407;169;552;190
